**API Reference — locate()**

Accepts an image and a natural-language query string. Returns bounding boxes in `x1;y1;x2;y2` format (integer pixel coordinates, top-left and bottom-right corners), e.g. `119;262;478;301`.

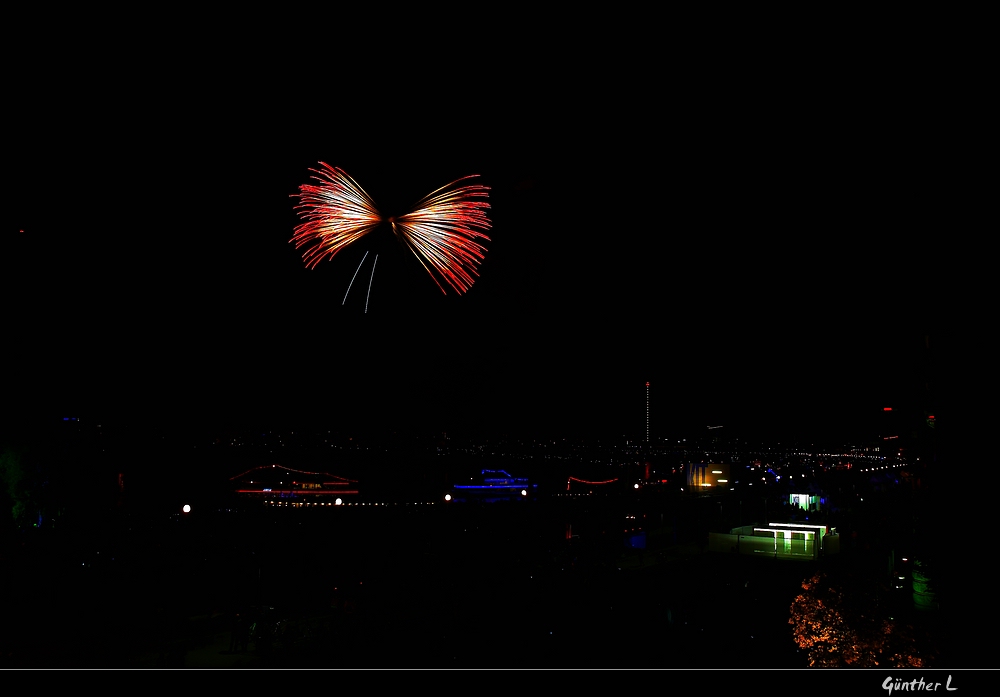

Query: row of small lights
180;488;556;513
262;500;439;506
180;501;443;512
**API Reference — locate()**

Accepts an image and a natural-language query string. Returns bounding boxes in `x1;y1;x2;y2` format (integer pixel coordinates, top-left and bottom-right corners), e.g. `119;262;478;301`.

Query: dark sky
4;57;943;445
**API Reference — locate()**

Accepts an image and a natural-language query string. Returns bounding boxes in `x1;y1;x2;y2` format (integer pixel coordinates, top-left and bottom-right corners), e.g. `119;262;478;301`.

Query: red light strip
567;477;619;485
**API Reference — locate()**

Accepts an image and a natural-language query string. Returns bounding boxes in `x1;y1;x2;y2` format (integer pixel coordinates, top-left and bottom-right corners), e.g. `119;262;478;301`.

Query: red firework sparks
290;163;491;295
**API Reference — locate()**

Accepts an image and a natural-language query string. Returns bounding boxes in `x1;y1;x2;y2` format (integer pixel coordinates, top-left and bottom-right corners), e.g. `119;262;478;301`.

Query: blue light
454;485;525;491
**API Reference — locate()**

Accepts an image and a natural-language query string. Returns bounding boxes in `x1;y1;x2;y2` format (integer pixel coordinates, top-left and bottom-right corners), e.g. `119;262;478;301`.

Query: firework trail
365;254;377;314
342;250;369;305
291;163;491;296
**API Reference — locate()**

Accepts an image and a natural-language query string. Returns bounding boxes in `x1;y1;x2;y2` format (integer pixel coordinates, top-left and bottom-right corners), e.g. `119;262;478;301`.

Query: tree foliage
0;446;39;531
789;571;940;667
0;443;75;533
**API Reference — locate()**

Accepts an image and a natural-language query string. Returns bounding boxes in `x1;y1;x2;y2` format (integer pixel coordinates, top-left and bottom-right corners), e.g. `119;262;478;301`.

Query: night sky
4;60;942;446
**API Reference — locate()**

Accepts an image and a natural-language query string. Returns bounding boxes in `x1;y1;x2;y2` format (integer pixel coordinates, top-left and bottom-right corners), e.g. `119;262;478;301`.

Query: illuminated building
711;522;838;560
686;462;730;490
750;523;831;560
788;492;823;512
230;463;359;504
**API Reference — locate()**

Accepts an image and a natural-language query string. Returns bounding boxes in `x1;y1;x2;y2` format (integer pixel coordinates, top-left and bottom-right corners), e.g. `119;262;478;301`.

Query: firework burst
290;163;491;298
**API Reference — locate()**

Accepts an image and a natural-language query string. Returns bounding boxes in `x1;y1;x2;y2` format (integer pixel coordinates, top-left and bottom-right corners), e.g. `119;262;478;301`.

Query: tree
0;446;41;531
789;570;940;667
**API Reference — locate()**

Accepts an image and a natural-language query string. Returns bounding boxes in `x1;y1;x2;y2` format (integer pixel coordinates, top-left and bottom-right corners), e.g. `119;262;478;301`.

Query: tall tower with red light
646;381;650;443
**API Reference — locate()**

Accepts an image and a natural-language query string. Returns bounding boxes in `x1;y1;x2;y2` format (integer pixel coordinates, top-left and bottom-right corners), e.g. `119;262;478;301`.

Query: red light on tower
883;407;893;411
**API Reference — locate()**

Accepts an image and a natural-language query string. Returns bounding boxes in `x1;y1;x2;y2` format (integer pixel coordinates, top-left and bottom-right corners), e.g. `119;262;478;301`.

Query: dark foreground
0;495;952;669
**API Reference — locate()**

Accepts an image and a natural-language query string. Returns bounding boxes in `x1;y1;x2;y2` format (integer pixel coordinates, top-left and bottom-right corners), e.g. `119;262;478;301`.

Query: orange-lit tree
789;572;939;667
